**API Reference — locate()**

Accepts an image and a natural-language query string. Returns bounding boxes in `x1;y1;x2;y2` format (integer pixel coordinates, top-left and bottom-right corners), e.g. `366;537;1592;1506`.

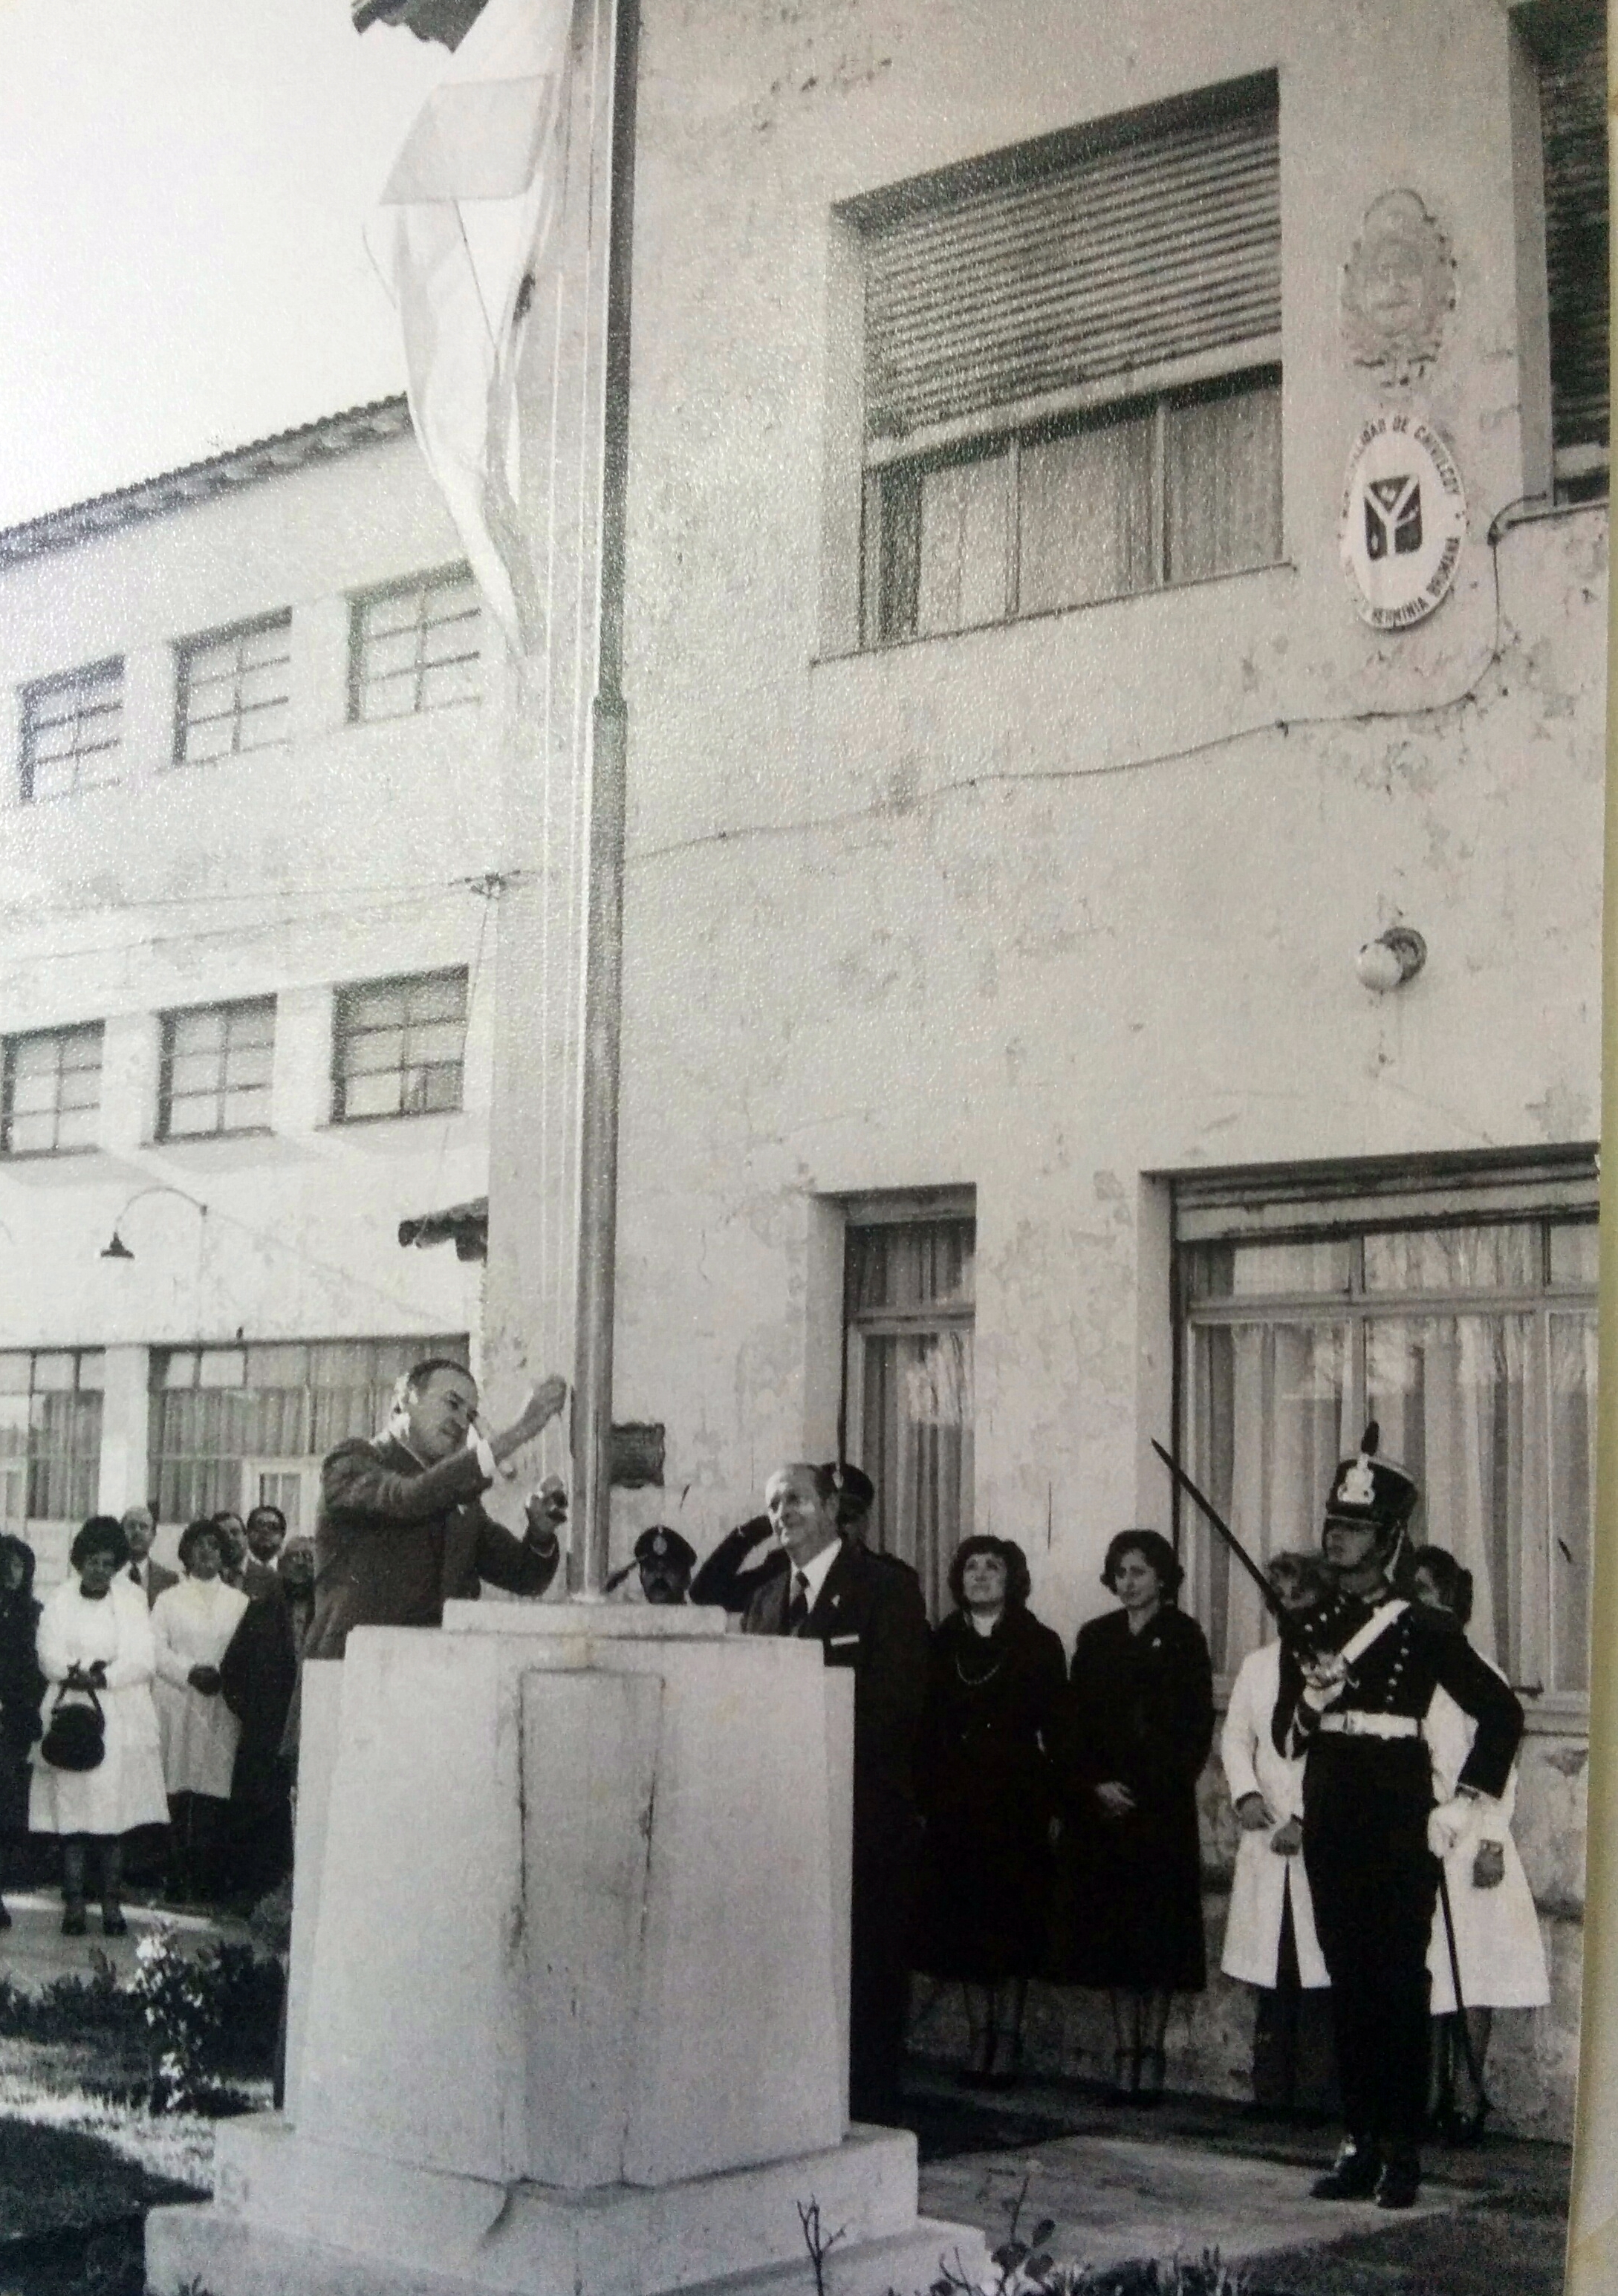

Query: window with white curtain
149;1336;470;1525
847;74;1282;645
842;1201;975;1620
1179;1198;1597;1711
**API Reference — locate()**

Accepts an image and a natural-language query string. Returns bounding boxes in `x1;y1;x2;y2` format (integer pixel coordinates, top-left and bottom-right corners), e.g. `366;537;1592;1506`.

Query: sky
0;0;451;529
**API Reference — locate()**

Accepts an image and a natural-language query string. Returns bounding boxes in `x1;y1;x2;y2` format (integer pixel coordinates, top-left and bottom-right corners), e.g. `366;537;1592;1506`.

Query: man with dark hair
241;1506;287;1601
305;1363;568;1660
607;1526;697;1606
1284;1425;1523;2211
741;1461;929;2126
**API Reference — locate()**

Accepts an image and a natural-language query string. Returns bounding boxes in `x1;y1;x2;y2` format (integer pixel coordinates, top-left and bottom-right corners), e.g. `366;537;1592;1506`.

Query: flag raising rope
370;0;576;653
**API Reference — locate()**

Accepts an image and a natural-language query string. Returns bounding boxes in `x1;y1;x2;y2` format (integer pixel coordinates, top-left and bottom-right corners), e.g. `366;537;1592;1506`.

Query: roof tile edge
0;396;413;570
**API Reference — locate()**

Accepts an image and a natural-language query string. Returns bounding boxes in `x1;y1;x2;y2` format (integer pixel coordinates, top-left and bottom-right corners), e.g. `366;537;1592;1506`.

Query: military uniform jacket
1276;1589;1523;1795
305;1434;562;1660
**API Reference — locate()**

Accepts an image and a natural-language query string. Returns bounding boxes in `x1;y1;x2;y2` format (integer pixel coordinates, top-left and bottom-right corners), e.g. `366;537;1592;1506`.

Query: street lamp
100;1184;208;1261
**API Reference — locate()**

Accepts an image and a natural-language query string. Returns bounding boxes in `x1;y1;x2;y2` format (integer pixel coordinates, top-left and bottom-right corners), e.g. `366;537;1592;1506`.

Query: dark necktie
128;1566;142;1587
785;1568;810;1634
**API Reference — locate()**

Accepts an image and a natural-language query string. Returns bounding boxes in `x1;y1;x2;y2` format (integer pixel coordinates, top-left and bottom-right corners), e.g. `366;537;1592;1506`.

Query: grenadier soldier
1281;1423;1523;2211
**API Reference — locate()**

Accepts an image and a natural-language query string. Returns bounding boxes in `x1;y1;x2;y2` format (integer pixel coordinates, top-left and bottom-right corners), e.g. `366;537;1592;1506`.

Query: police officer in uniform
1281;1424;1523;2210
606;1526;698;1606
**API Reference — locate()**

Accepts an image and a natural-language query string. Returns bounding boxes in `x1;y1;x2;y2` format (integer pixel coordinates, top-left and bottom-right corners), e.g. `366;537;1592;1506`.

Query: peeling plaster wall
601;0;1606;2136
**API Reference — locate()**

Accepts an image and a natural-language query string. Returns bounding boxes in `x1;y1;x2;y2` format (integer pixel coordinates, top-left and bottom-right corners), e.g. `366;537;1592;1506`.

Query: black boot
1376;2152;1422;2209
1310;2136;1382;2200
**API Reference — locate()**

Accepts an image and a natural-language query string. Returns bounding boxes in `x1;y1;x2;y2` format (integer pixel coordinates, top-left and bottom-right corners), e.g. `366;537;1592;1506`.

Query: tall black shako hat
1322;1420;1419;1545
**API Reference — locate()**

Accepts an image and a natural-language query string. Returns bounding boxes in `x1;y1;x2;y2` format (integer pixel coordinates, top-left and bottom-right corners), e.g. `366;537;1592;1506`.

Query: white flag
371;0;575;652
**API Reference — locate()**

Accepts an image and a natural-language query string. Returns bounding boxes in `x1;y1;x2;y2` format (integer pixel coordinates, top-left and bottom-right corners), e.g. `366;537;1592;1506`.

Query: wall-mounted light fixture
1355;925;1427;994
100;1184;208;1261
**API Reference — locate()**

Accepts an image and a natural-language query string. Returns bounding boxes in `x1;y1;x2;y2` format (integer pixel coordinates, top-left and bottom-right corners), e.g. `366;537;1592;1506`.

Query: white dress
152;1576;250;1800
28;1578;169;1837
1220;1638;1330;1988
1425;1675;1550;2012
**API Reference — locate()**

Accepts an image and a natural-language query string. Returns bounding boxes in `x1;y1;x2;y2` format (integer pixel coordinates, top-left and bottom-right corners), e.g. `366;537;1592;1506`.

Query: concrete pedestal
146;1605;987;2296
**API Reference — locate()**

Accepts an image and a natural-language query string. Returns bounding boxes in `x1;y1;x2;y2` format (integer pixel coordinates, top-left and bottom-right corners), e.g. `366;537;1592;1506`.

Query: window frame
156;997;277;1142
0;1347;105;1530
149;1336;470;1525
0;1023;104;1158
346;564;482;725
330;967;470;1126
19;657;125;803
846;74;1284;651
862;362;1284;646
1171;1160;1599;1728
839;1190;977;1620
172;611;293;767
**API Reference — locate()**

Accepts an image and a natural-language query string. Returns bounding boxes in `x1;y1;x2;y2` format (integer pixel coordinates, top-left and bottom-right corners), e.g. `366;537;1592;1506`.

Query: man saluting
1283;1425;1522;2211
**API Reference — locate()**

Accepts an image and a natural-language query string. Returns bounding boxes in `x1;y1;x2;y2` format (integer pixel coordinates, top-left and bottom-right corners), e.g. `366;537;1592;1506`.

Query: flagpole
572;0;640;1596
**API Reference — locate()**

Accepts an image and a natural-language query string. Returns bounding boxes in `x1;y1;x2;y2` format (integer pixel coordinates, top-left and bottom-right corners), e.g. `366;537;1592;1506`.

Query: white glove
1299;1653;1347;1713
1428;1794;1478;1859
465;1425;498;1484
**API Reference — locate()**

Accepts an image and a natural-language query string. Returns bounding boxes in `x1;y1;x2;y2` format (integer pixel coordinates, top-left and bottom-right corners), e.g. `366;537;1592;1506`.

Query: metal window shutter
1171;1145;1599;1245
863;101;1279;443
1540;3;1608;454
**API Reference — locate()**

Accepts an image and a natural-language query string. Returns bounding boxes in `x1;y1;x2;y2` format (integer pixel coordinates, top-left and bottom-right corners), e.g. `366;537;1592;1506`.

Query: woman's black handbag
40;1682;105;1772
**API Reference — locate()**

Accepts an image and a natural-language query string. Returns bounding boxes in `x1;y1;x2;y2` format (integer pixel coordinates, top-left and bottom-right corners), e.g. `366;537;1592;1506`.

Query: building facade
0;403;498;1579
1;0;1605;2139
585;0;1603;2134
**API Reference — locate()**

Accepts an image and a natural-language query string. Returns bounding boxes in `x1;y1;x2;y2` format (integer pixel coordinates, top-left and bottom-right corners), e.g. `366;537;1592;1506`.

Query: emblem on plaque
1342;190;1455;384
1339;411;1466;629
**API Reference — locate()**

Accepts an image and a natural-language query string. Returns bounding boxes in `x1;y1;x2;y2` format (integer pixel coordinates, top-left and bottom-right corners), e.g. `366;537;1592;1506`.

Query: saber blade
1150;1439;1282;1620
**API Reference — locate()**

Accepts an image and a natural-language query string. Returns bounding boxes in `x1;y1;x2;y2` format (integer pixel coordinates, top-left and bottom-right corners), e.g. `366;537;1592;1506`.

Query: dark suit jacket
741;1538;930;1830
129;1559;178;1610
305;1435;562;1660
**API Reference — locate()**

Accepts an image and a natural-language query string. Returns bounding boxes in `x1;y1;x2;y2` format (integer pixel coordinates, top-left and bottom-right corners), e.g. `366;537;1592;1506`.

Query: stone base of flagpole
146;1606;986;2296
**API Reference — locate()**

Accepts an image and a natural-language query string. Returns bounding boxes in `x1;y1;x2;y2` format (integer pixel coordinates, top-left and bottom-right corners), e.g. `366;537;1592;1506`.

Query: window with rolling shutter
846;75;1283;646
1525;0;1608;500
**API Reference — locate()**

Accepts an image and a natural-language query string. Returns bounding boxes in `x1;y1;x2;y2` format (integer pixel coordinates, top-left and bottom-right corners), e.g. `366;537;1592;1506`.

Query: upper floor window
348;567;481;723
20;660;124;802
1525;0;1609;501
174;613;293;764
848;75;1282;646
1;1024;103;1156
842;1194;975;1619
332;969;468;1121
158;998;276;1139
1175;1151;1598;1712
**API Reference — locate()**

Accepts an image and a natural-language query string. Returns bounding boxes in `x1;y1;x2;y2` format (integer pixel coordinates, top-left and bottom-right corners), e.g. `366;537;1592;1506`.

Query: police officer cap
1324;1421;1419;1532
634;1525;696;1570
822;1462;875;1513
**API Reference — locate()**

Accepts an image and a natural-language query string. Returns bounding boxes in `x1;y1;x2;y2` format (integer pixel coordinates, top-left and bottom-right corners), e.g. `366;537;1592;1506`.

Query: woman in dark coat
219;1535;315;1904
1050;1528;1214;2104
914;1535;1067;2087
0;1535;42;1922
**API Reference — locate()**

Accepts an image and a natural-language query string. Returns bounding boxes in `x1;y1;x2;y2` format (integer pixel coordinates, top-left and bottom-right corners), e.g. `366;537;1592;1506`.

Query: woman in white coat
30;1515;169;1936
1221;1551;1334;2116
1411;1547;1548;2145
152;1518;249;1904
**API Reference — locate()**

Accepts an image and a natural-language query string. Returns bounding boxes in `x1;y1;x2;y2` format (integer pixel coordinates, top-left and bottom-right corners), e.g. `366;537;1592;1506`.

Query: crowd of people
0;1500;314;1933
0;1356;1544;2215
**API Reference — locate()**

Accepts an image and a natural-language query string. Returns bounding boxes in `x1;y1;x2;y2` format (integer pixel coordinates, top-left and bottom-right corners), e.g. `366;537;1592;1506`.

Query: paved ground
906;2062;1570;2295
0;1891;252;1988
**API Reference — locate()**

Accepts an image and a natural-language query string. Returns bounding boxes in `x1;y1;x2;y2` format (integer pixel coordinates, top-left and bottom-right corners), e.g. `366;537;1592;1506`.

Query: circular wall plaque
1339;409;1467;629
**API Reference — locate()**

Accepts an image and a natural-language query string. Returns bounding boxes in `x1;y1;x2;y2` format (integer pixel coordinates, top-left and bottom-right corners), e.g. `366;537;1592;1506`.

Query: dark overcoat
741;1536;930;2121
305;1436;562;1661
1049;1604;1215;1991
914;1603;1067;1981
